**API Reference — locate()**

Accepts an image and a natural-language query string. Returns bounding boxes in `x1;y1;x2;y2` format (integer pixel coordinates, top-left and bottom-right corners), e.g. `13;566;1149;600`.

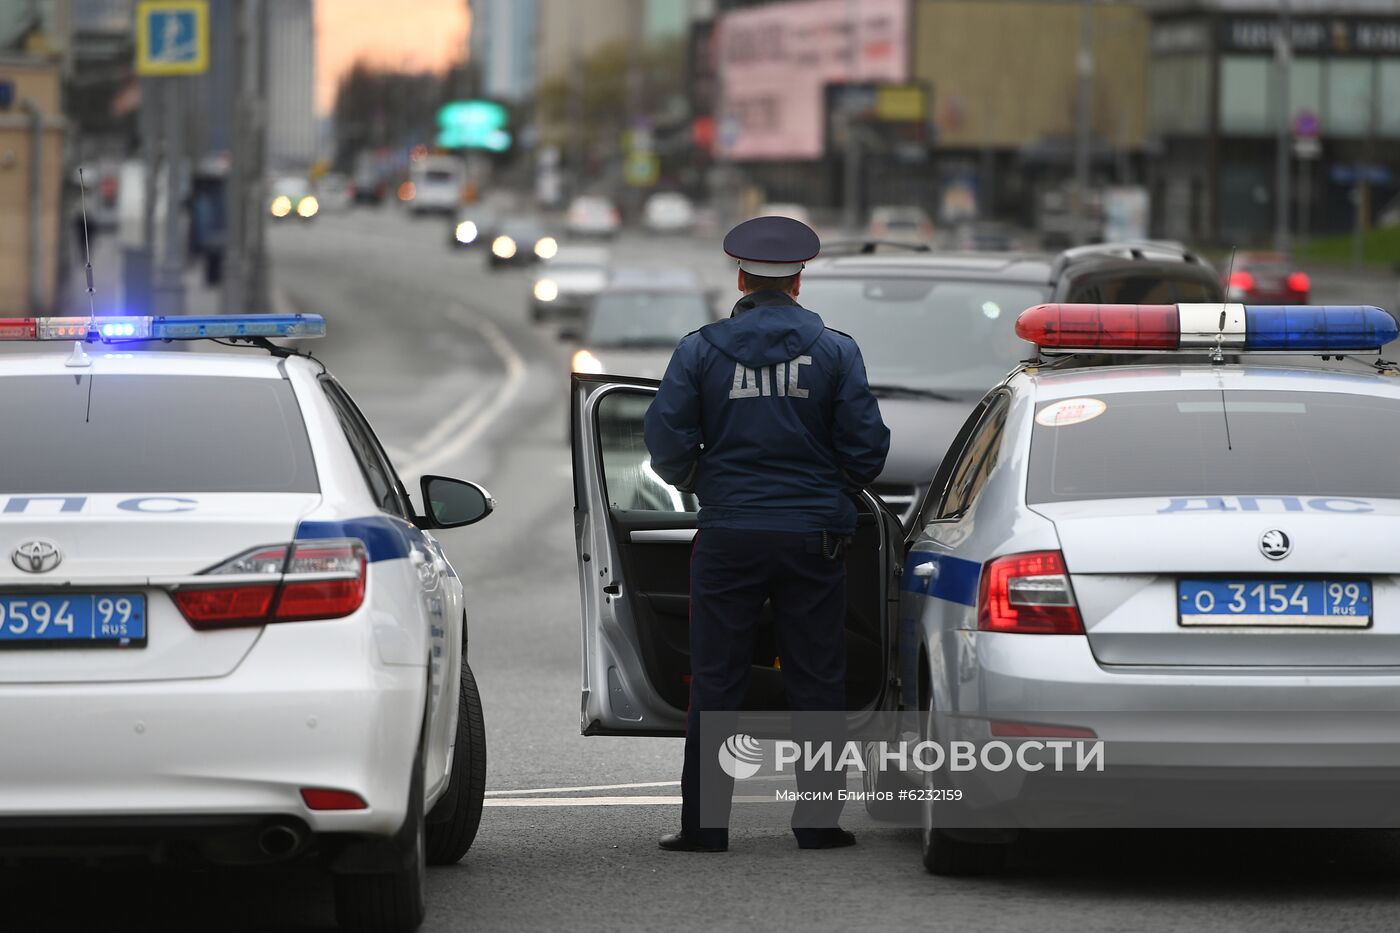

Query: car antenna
76;167;97;419
1216;245;1239;450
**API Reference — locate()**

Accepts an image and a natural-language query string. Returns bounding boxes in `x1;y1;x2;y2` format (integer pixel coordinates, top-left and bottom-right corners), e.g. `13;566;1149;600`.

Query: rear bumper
0;618;425;840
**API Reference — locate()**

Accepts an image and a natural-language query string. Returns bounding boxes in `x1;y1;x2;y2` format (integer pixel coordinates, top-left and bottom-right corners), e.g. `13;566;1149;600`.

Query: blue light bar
149;314;326;340
1243;305;1397;351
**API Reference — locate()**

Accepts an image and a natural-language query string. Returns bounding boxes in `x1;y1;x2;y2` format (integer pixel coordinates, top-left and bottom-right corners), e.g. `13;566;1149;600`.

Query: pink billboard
716;0;909;161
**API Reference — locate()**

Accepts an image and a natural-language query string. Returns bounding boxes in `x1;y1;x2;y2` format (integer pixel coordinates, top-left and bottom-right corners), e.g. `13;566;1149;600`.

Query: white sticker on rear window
1036;397;1107;427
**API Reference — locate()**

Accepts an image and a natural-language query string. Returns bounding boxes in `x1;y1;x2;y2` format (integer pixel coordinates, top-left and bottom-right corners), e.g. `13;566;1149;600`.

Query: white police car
899;302;1400;873
0;314;491;933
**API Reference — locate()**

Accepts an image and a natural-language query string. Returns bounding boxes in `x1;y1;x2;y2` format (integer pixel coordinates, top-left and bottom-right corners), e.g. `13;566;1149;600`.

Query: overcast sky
314;0;471;113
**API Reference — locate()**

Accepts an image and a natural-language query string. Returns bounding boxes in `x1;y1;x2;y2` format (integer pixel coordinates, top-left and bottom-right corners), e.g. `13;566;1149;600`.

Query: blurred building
469;0;536;102
1145;0;1400;245
266;0;315;169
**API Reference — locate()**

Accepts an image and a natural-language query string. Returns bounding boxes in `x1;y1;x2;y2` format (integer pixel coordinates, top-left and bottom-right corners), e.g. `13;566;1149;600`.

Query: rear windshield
1066;273;1220;304
1027;389;1400;503
587;292;711;347
0;375;318;494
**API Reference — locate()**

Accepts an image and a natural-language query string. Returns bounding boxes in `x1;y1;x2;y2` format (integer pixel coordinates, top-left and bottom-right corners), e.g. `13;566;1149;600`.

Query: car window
0;375;317;494
321;379;412;519
799;278;1045;393
1028;389;1400;503
914;396;992;529
937;397;1009;520
594;390;698;514
586;292;711;347
1066;273;1220;304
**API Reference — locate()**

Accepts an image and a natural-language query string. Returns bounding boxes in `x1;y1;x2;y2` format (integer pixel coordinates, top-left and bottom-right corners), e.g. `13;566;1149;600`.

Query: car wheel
333;734;428;932
425;659;487;864
918;703;1006;876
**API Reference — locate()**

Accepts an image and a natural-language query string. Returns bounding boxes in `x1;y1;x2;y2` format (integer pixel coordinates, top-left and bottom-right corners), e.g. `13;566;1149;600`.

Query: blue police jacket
643;289;891;534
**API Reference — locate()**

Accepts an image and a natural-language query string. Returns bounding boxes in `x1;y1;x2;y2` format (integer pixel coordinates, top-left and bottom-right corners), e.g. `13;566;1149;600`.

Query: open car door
571;373;905;737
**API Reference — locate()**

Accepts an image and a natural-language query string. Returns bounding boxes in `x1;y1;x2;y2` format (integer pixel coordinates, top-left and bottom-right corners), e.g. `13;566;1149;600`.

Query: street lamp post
1274;0;1292;255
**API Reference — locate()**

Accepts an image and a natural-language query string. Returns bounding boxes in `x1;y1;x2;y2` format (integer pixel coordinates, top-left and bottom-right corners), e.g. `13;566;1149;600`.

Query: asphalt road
9;207;1400;932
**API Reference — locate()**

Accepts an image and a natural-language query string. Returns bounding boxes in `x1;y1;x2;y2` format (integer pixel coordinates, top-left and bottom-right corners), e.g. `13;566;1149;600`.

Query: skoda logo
12;540;61;574
1259;529;1292;561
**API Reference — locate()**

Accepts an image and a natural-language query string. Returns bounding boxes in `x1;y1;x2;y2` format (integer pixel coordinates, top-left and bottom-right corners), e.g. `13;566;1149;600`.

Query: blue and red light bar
0;314;326;343
1016;303;1397;353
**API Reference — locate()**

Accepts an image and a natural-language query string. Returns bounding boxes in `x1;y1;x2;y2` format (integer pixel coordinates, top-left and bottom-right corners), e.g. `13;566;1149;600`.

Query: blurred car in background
449;204;500;249
1223;251;1311;304
315;173;353;213
406;154;464;216
799;241;1223;528
759;202;814;226
642;192;697;234
565;195;621;239
950;220;1017;252
868;205;935;243
351;152;388;204
490;219;557;270
569;275;716;380
268;176;317;221
531;246;610;325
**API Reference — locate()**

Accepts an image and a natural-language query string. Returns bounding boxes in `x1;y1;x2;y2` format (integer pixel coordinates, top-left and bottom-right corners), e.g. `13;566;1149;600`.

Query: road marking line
400;311;525;476
405;390;488;460
487;780;681;797
484;795;774;808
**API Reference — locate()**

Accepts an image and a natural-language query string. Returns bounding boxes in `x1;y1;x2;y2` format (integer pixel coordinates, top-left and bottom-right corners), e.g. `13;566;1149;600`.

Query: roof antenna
74;168;96;419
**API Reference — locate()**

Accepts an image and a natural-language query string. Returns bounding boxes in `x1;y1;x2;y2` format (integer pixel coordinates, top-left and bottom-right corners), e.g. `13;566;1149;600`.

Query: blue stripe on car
903;550;981;607
296;515;421;563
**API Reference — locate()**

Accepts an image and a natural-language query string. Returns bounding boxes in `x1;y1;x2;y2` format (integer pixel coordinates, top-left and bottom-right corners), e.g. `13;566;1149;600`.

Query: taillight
1227;270;1255;293
173;539;366;630
300;788;368;811
1287;271;1310;293
977;550;1083;634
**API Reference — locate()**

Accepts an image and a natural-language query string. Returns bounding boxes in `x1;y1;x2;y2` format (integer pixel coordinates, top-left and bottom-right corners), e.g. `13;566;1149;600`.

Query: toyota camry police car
0;314;490;933
571;301;1400;878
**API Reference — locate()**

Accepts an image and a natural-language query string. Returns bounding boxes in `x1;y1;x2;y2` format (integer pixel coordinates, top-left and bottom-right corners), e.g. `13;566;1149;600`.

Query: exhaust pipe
257;823;304;858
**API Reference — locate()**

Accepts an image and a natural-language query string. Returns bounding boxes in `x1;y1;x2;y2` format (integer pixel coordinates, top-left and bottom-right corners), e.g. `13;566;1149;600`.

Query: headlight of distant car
534;236;558;259
534;278;559;302
492;235;517;259
269;195;292;218
455;220;479;244
296;195;319;218
571;349;604;373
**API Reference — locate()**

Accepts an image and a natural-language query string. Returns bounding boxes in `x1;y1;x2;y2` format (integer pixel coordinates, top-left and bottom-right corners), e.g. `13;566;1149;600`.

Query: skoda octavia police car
898;302;1400;874
0;314;490;933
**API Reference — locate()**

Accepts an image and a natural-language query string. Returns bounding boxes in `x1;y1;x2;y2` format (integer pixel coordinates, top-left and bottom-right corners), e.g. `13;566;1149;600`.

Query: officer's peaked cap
723;215;820;277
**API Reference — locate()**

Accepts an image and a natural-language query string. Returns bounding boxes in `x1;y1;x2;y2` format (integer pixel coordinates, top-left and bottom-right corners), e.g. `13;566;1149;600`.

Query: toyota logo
1259;529;1292;561
12;540;61;574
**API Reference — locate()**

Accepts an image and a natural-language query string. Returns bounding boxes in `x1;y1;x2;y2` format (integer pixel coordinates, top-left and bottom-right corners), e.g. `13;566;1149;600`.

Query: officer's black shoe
659;832;728;853
794;828;857;850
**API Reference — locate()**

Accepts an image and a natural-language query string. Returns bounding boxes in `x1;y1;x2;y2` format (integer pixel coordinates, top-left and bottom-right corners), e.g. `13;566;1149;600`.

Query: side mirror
419;475;494;529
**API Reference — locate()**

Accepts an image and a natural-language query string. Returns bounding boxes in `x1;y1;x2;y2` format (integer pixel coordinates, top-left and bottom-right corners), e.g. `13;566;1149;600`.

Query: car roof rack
1050;240;1205;280
819;239;933;257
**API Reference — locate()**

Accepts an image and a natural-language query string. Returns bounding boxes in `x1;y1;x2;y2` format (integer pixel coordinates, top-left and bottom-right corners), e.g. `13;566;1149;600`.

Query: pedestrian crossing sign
136;1;208;76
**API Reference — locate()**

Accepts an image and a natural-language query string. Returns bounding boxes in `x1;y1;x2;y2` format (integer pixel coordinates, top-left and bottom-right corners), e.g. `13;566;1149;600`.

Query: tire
333;735;427;932
918;702;1007;876
425;660;487;864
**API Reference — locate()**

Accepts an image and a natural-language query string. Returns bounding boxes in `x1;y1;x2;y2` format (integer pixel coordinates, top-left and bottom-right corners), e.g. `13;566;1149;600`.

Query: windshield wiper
868;383;963;402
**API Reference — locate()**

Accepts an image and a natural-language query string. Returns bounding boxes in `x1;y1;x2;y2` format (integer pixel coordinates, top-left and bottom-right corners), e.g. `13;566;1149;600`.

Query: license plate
0;594;146;646
1178;580;1371;627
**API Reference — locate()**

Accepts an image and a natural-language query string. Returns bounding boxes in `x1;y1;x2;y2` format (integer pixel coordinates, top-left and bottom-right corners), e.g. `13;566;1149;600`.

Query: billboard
716;0;908;161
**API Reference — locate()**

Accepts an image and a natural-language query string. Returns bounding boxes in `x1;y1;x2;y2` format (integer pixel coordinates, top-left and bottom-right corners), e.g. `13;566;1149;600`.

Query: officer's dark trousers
681;527;848;848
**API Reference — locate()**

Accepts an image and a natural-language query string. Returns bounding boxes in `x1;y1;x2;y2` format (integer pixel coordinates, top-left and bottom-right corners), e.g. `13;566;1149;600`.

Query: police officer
644;216;890;852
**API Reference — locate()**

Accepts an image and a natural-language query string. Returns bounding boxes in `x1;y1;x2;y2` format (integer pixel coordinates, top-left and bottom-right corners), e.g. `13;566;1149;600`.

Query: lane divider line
486;780;681;797
400;310;525;477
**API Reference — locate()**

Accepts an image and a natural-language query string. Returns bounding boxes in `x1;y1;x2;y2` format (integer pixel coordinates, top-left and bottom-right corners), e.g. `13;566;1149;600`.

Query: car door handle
913;561;939;579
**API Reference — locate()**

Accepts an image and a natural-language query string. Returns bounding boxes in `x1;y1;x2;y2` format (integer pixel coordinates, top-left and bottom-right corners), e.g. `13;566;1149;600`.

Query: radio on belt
0;313;326;342
1015;303;1397;353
